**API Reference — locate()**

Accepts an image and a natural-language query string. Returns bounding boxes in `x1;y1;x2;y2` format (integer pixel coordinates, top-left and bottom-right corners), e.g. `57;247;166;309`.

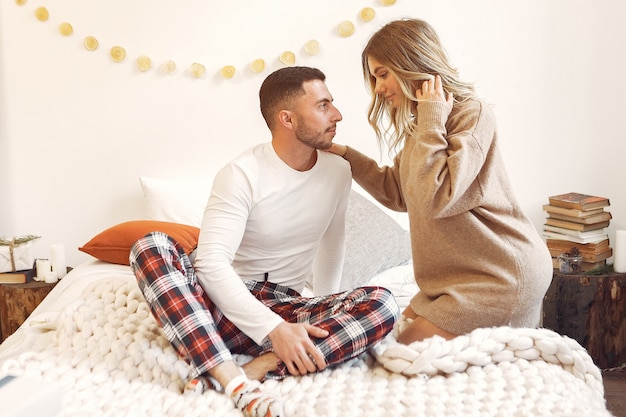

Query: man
130;67;398;417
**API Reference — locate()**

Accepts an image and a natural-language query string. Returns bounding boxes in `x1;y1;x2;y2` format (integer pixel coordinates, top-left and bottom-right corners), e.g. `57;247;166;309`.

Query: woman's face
367;55;403;109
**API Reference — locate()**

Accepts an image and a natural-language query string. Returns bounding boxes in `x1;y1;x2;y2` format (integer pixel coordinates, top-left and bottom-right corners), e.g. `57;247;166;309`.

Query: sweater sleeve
343;146;407;212
408;100;493;218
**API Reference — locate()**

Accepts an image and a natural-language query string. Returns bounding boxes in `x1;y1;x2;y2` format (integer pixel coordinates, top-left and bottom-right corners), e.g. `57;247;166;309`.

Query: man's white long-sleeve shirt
193;142;352;345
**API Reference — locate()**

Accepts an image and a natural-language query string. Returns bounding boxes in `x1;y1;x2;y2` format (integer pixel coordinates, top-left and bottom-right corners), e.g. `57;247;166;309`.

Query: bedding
0;183;614;416
0;261;613;416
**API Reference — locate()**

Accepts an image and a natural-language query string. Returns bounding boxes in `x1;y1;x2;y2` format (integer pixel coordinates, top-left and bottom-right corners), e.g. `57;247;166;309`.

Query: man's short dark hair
259;66;326;129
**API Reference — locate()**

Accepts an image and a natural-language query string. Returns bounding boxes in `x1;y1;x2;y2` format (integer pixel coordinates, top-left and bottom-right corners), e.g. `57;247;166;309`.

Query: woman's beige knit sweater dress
344;99;553;335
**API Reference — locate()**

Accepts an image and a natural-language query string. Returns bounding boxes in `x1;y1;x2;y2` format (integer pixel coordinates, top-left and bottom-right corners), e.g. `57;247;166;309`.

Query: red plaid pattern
130;232;398;379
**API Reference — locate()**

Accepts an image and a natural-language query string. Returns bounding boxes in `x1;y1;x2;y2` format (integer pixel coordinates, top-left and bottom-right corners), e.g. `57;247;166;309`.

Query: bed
0;177;615;417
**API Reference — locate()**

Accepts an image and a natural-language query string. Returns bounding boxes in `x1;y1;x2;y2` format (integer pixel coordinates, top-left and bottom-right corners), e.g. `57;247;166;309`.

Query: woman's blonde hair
362;18;475;152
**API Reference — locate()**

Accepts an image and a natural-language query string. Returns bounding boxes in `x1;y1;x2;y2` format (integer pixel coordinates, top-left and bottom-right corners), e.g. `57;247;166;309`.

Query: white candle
36;259;51;280
50;243;67;279
44;271;58;284
613;230;626;273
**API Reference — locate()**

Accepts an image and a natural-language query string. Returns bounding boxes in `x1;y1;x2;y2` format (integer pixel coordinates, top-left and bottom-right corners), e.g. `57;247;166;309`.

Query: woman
329;18;552;344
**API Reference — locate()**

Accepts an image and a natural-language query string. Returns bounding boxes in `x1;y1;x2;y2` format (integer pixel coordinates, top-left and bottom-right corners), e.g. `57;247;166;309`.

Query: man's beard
295;124;333;150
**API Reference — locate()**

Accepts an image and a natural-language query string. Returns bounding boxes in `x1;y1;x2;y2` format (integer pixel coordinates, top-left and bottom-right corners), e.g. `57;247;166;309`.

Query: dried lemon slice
250;59;265;73
338;20;355;37
191;63;206;78
381;0;396;5
221;65;236;79
110;46;126;63
35;7;49;21
59;23;73;36
137;55;152;72
359;8;375;22
279;51;295;66
162;60;176;73
15;0;27;6
83;36;98;51
304;40;320;55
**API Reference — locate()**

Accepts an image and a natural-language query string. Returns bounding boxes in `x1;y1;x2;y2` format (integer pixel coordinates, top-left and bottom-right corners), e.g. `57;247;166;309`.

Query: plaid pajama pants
129;232;398;379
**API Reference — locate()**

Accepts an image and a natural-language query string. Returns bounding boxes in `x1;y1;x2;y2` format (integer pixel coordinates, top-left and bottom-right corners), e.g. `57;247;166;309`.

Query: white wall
1;0;625;268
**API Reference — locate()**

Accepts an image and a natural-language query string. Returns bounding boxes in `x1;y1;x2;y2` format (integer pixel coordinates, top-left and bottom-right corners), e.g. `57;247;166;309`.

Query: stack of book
0;267;36;284
542;192;612;271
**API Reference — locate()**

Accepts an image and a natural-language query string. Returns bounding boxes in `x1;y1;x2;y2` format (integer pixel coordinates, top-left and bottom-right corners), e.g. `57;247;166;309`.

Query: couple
130;19;552;417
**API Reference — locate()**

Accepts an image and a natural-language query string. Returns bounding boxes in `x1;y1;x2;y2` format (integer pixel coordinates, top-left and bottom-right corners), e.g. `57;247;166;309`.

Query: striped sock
225;375;284;417
183;376;222;395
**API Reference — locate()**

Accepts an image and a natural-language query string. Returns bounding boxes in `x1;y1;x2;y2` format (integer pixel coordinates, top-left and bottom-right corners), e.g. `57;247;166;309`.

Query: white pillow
139;176;213;227
341;190;412;290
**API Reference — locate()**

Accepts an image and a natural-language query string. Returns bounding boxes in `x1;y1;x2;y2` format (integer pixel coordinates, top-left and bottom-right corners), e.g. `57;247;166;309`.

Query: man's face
291;80;343;150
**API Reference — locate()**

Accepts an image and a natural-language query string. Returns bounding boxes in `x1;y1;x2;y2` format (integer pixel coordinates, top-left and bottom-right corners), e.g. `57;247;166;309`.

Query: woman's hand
415;75;453;105
325;143;348;157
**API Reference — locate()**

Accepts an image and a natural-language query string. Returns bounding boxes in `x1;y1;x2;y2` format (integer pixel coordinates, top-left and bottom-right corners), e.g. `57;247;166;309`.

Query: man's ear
278;110;293;129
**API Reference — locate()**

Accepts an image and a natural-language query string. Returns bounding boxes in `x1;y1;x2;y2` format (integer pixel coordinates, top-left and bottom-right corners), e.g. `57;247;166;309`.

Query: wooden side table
0;280;57;343
543;270;626;369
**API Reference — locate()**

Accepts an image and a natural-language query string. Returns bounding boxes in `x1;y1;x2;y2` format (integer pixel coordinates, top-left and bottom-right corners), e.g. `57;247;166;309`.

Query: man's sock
225;374;284;417
183;376;222;395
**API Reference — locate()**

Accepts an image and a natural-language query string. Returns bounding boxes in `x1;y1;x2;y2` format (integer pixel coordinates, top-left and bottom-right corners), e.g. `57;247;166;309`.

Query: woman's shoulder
452;97;493;115
450;98;496;130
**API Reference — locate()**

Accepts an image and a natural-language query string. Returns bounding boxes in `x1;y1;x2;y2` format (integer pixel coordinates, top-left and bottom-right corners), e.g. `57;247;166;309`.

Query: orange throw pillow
79;220;200;265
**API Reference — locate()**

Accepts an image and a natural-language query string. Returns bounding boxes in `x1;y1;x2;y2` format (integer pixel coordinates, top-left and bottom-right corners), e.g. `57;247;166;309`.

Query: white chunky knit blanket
0;276;614;417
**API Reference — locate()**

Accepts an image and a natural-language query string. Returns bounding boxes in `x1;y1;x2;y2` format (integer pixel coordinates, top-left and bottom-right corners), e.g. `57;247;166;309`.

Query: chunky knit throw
0;277;614;417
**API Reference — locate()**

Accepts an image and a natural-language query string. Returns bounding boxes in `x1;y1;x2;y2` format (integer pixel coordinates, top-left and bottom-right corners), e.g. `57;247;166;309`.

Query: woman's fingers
416;75;448;103
434;74;443;91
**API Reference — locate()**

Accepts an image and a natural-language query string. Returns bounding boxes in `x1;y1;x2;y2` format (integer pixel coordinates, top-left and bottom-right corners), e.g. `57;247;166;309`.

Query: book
548;192;610;211
543;225;607;238
581;260;607;271
545;238;610;253
544;218;610;232
546;210;612;225
543;230;609;244
542;204;605;218
0;267;36;284
548;247;613;263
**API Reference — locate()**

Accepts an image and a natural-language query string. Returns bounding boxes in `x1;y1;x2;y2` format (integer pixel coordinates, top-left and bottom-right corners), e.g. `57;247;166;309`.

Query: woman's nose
374;80;385;94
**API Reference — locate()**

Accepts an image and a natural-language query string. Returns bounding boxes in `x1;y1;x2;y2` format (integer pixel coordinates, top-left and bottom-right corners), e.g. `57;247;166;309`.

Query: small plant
0;235;41;246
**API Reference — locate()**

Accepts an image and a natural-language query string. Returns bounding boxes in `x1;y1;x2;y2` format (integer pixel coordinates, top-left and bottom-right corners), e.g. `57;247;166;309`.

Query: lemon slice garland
58;22;73;36
83;36;98;51
136;55;152;72
19;0;396;80
109;46;126;63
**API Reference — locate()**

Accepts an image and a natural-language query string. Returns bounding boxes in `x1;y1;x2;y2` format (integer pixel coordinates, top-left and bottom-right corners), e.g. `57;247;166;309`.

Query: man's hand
268;322;329;376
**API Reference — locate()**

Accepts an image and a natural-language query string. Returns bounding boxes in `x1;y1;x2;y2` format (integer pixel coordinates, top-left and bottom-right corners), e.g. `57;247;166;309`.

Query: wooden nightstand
543;270;626;369
0;280;58;343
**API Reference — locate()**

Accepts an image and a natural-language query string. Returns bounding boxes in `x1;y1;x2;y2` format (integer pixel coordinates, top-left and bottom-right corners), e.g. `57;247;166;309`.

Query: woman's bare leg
396;306;456;344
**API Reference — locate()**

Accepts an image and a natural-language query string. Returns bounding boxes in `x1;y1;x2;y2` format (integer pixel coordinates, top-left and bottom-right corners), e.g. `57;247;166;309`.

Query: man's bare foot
242;352;279;381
